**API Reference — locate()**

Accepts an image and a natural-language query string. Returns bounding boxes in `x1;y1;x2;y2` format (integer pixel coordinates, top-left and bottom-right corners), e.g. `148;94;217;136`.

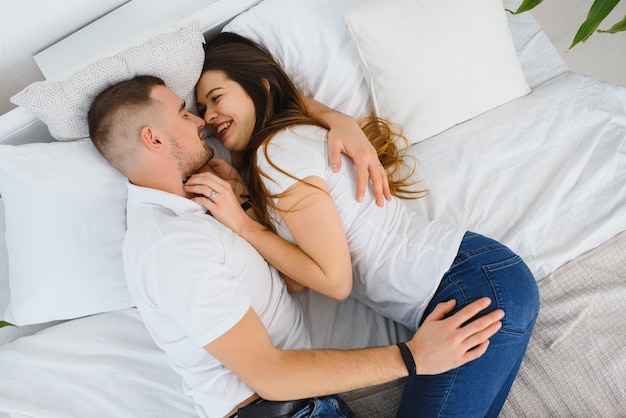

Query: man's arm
205;297;503;401
302;97;392;206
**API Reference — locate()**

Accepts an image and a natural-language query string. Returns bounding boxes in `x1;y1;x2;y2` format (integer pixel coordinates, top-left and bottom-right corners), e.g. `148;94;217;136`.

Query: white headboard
0;0;262;147
35;0;261;79
0;107;51;146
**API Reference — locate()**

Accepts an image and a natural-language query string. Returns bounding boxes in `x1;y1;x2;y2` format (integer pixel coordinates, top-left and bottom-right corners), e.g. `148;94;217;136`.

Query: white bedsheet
405;71;626;282
0;308;198;418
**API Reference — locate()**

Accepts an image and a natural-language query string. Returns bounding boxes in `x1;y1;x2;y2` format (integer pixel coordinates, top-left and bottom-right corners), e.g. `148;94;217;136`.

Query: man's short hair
88;75;165;173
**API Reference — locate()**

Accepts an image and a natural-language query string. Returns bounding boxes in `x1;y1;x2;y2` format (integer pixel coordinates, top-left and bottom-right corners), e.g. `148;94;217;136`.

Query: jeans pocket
483;255;540;335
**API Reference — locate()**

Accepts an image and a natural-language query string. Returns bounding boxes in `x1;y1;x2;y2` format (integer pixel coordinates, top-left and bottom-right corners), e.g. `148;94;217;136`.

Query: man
88;75;504;418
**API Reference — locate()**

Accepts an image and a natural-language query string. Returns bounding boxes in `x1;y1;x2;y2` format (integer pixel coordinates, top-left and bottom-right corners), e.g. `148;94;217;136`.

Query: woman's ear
262;78;270;92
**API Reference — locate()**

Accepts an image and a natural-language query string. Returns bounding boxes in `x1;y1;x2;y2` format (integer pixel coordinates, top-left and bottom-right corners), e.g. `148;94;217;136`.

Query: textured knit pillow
344;0;531;144
10;20;205;141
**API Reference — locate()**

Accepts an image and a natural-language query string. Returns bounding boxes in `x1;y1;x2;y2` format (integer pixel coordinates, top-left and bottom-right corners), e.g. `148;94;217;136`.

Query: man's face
150;85;214;177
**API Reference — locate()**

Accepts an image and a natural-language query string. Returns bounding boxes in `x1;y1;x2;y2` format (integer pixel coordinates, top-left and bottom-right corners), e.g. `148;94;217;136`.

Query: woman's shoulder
258;124;329;176
273;124;327;143
264;124;328;157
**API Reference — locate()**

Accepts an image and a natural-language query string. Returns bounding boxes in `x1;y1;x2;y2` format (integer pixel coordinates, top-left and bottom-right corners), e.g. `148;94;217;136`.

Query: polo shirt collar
126;181;205;217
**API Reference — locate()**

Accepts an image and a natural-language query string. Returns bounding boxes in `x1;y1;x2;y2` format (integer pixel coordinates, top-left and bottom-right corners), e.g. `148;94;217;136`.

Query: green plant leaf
0;320;17;329
506;0;544;14
569;0;621;49
598;13;626;33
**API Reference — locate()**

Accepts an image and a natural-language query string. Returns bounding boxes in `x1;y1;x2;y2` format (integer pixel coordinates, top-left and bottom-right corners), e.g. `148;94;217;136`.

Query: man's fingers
358;159;391;206
446;297;492;326
354;165;369;203
456;305;503;355
463;319;502;349
424;299;457;322
377;164;392;203
369;166;384;207
462;340;490;364
328;142;343;173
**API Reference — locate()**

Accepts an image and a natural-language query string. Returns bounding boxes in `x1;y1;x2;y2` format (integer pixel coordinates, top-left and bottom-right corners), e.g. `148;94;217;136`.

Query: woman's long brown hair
202;32;426;230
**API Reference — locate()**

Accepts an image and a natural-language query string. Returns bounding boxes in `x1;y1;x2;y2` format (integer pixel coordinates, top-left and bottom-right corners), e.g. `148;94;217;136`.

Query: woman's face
196;70;256;152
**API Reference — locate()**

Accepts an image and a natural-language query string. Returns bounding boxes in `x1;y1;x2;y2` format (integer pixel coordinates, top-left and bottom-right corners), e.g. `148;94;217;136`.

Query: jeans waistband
230;398;310;418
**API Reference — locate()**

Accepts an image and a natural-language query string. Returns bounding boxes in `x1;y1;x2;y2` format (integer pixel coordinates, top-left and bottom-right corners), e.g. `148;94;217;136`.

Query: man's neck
130;170;187;198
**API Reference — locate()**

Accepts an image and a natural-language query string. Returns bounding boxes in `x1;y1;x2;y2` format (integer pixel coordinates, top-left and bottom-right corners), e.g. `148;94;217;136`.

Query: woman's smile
214;120;233;140
196;69;256;152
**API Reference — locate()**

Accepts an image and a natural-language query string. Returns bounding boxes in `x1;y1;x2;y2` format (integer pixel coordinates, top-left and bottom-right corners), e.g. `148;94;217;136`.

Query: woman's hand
196;158;248;200
184;168;251;234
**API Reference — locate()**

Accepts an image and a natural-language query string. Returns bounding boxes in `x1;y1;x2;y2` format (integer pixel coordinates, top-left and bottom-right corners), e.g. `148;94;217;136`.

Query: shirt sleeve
142;229;251;347
258;125;329;196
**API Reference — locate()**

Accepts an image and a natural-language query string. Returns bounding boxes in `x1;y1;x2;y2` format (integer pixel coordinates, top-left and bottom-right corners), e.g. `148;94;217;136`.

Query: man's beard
171;136;215;177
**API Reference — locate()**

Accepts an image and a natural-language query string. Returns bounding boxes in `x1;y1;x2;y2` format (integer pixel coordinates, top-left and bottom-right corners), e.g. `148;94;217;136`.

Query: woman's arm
303;97;391;206
185;171;353;301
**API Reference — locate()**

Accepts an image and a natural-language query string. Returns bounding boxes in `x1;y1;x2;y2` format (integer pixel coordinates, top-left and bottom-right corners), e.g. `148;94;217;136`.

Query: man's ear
140;126;162;151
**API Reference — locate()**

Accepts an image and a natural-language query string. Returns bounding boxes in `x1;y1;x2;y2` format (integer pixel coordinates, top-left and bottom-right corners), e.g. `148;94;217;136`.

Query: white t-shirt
123;183;311;418
258;125;466;328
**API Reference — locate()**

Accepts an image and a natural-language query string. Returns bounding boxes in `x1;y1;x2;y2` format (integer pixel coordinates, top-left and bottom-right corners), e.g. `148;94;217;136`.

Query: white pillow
223;0;372;120
0;139;132;325
10;20;205;142
344;0;531;144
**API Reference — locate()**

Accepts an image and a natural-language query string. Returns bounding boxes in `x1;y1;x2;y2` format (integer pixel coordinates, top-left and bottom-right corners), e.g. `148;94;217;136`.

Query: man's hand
302;96;391;206
406;297;504;375
326;124;392;207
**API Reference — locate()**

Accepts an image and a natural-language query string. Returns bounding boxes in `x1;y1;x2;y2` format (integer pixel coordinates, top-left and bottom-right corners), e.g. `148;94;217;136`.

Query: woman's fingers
186;171;225;190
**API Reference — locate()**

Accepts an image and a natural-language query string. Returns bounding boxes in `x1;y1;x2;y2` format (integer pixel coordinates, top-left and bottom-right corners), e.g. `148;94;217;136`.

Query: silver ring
208;190;218;202
377;164;383;168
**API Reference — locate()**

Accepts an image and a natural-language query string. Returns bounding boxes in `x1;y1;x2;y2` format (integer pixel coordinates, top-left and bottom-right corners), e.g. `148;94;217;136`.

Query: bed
0;0;624;416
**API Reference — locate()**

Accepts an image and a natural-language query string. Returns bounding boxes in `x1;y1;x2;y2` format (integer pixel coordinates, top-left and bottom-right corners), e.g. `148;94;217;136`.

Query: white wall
0;0;128;116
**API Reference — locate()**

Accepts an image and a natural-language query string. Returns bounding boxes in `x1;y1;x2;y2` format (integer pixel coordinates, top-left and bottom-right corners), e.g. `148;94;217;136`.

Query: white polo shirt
123;183;311;418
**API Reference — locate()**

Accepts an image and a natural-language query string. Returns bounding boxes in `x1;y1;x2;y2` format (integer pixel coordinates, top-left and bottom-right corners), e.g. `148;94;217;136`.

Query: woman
185;32;539;417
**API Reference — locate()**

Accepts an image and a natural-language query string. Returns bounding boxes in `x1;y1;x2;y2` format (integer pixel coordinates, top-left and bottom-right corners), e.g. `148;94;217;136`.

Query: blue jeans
232;395;353;418
396;232;540;418
291;395;354;418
